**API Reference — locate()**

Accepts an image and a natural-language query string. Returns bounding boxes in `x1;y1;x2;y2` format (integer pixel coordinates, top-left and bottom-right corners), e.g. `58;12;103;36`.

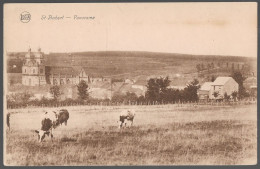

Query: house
132;79;147;94
209;77;238;100
168;85;186;90
124;79;135;84
89;88;111;99
244;77;257;92
198;82;213;101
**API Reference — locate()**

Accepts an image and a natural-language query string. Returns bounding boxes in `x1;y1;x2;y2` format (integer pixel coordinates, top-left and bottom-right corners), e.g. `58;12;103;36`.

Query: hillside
7;51;256;78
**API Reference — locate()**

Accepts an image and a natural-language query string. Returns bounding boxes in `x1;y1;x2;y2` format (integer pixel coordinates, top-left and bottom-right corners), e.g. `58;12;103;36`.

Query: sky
4;2;257;57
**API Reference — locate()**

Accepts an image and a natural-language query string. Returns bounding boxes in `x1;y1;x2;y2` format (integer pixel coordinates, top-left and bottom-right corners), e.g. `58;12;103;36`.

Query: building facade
198;82;213;101
22;48;108;86
209;77;238;100
198;77;239;101
22;48;46;86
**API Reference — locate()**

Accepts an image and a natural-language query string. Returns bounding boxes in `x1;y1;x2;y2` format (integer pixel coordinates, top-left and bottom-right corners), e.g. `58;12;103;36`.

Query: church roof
47;67;79;76
25;51;44;59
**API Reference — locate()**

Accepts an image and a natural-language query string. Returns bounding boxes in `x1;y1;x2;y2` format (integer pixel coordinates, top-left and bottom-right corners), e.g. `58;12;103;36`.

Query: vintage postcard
3;2;257;166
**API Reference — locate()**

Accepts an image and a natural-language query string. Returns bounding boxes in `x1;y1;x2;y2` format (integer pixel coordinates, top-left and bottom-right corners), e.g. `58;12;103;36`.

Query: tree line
196;62;250;73
6;71;252;108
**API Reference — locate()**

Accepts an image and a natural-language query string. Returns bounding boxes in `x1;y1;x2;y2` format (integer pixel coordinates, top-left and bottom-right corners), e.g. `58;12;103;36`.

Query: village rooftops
133;79;147;86
244;77;257;83
199;82;213;91
212;77;233;86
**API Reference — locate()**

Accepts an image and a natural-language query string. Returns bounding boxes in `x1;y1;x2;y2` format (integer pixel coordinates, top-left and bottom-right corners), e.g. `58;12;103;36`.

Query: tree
183;79;200;102
224;92;230;102
201;63;205;70
77;80;89;101
124;92;138;103
211;62;214;69
111;92;125;103
196;64;201;72
231;71;246;98
145;76;170;102
231;63;234;71
211;75;216;82
50;85;60;101
231;91;238;101
137;95;146;103
212;91;219;100
217;62;221;68
207;63;211;71
7;91;33;106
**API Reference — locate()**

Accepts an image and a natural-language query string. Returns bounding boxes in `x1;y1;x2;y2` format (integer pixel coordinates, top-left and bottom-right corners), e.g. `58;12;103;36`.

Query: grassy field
4;104;257;166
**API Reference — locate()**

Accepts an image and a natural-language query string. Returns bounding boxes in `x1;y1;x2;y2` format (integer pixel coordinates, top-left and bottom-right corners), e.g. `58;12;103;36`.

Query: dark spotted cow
35;111;57;142
7;113;10;131
35;109;70;142
55;109;70;126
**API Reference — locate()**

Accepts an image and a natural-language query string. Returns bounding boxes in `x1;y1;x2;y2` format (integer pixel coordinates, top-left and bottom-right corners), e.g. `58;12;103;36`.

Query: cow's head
35;130;50;142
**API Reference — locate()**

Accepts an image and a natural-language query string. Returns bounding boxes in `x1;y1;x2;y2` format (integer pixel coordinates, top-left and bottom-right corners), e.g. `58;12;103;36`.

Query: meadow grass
4;104;257;166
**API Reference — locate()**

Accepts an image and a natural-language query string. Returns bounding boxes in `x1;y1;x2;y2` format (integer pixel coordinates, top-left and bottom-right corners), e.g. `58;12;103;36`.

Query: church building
22;48;46;86
22;48;108;86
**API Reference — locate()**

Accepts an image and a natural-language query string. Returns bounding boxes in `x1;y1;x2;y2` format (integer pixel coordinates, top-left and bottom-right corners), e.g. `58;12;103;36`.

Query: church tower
22;48;46;86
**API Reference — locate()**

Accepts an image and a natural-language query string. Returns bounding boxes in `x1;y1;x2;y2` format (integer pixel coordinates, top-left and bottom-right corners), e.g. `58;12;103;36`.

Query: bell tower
22;47;46;86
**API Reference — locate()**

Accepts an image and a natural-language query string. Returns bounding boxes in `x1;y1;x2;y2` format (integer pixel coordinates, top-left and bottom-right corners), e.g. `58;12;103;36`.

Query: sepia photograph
3;2;257;166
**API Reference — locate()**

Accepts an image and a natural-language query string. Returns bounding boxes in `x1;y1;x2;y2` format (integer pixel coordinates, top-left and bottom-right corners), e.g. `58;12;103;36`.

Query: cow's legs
50;128;54;142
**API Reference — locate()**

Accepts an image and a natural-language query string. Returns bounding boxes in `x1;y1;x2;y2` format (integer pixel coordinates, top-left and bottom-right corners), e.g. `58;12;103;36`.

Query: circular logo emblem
20;11;31;23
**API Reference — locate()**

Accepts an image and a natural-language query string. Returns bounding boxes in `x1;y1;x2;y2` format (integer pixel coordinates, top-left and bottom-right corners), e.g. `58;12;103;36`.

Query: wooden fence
6;98;257;110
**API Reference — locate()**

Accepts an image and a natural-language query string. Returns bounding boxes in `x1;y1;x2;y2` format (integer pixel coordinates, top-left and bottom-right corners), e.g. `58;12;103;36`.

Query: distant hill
6;51;256;79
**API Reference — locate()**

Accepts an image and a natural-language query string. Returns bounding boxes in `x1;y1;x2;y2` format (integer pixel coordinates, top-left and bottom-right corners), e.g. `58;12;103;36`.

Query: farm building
198;82;213;101
244;77;257;91
199;77;238;101
243;77;257;98
132;79;147;95
209;77;238;100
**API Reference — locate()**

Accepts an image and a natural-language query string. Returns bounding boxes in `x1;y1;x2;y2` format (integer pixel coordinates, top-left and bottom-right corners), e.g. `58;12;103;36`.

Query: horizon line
5;50;256;59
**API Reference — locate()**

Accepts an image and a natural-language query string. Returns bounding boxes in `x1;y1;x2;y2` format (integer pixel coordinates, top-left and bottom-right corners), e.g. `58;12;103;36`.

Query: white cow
118;110;136;128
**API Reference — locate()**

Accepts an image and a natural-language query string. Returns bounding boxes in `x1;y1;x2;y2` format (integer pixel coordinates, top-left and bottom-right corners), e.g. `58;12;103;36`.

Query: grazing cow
56;109;69;126
7;113;10;131
118;110;135;128
35;118;54;142
35;111;58;142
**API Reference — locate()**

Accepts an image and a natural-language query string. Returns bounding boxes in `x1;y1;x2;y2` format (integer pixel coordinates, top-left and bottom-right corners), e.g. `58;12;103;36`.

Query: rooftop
212;77;233;86
200;82;213;91
47;66;79;76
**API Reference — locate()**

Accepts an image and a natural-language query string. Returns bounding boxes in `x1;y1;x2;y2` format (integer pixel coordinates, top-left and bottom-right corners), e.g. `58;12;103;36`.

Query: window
33;69;35;74
24;69;26;73
40;69;43;73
